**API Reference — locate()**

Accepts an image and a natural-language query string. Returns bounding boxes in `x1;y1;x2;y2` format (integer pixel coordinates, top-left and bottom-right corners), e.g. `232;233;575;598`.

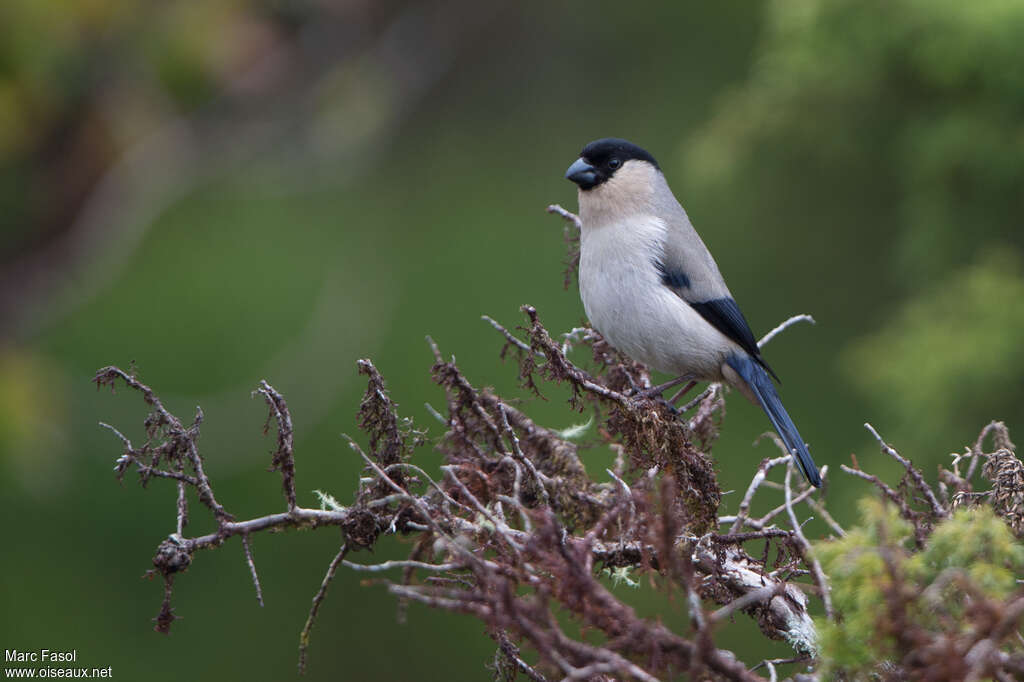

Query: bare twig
709;583;786;625
175;468;187;536
482;314;536;355
967;420;1015;482
495;630;549;682
546;204;582;290
298;544;349;674
758;314;815;349
95;366;230;521
342;560;461;573
679;385;716;414
546;204;582;231
745;470;823;531
180;509;350;551
729;455;791;533
785;463;833;620
841;463;921;530
750;656;811;678
521;305;633;407
497;403;552;508
256;380;298;512
806;494;846;537
241;533;264;608
865;423;947;520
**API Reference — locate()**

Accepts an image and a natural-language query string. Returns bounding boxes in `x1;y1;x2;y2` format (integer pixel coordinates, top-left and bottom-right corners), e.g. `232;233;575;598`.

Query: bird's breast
578;217;730;380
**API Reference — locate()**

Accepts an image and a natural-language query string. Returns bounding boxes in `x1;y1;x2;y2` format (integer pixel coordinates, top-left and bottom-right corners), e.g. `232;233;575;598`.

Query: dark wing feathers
654;259;691;289
647;282;778;383
690;298;780;382
653;247;781;383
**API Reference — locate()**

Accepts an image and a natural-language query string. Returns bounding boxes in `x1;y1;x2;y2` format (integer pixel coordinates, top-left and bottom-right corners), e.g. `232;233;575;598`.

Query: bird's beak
565;157;599;189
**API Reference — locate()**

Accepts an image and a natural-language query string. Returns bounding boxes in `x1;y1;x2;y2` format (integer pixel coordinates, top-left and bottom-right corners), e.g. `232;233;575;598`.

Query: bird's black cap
566;138;659;190
580;138;659;170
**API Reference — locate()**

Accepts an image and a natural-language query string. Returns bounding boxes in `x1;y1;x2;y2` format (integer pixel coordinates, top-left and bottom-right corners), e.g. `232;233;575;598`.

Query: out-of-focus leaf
843;248;1024;447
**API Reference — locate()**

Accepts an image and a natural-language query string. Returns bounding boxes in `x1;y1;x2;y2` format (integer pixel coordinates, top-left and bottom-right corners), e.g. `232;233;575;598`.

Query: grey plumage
565;137;821;487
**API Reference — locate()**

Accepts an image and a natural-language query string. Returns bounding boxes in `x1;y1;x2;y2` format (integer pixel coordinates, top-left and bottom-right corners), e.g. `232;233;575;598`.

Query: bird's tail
725;354;821;487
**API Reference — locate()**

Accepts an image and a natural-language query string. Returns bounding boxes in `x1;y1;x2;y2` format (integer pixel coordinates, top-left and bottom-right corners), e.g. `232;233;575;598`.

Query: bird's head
565;138;659;190
565;138;663;220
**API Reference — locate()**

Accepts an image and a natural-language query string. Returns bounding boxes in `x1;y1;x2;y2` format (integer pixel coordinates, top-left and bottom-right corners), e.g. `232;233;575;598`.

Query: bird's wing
655;213;780;382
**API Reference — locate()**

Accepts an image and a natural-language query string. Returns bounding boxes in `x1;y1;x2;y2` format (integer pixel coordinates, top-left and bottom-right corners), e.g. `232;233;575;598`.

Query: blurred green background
2;0;1023;679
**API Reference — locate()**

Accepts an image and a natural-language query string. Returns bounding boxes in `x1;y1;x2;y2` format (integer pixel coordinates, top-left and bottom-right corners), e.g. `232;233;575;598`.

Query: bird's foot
631;375;693;400
655;397;680;415
667;380;698;405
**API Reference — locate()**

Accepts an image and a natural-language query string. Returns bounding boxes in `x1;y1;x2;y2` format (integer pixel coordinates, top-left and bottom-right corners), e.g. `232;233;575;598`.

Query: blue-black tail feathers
725;353;821;488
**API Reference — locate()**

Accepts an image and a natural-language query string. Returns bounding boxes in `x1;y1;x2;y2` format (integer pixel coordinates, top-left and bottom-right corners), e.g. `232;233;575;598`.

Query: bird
564;137;821;487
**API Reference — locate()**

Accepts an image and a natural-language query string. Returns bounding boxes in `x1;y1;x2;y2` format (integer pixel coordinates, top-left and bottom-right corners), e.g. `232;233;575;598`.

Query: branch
785;462;833;621
96;302;837;677
95;366;230;521
758;314;815;349
546;204;582;290
256;381;297;512
298;544;349;674
864;422;947;521
241;534;264;607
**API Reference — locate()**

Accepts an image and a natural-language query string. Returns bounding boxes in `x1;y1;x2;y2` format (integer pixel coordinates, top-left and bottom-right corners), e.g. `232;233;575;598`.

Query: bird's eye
608;158;622;170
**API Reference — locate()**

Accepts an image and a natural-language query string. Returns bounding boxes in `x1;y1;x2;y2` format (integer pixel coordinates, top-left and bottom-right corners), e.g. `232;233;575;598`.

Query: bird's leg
667;380;698;405
632;374;693;400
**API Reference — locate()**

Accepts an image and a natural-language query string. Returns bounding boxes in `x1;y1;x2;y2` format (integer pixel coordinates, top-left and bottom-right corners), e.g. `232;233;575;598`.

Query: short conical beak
565;157;599;189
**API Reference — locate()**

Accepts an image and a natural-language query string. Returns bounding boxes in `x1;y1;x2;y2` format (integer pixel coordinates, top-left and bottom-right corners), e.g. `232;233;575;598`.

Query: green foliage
687;0;1024;282
843;249;1024;436
814;499;913;672
814;499;1024;677
685;0;1024;464
915;504;1024;601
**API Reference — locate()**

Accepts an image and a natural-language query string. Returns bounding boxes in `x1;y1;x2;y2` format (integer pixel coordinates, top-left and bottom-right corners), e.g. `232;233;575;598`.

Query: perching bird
565;138;821;487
